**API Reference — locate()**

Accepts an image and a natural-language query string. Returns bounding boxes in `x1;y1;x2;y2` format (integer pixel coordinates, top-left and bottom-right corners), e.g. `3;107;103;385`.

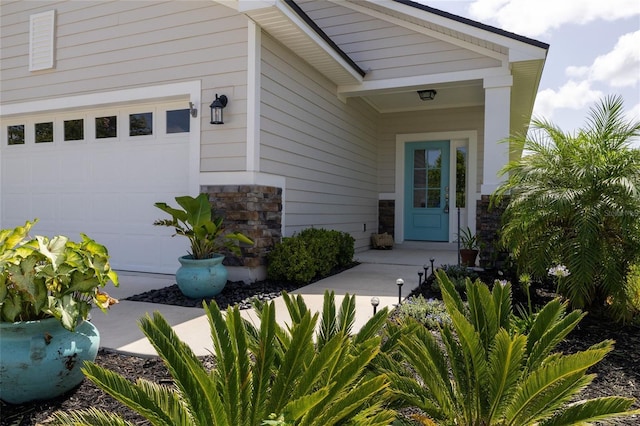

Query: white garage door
0;101;193;274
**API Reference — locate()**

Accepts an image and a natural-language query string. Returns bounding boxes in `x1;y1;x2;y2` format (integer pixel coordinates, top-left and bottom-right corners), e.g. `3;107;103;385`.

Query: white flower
548;265;570;278
495;279;509;287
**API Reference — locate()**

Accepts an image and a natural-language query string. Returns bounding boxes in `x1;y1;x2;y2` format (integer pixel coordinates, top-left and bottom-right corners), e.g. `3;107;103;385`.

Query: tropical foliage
492;95;640;319
154;193;254;259
52;291;395;425
0;219;119;331
381;270;639;425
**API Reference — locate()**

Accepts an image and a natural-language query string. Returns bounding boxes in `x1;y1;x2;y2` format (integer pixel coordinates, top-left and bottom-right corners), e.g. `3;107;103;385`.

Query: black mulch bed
123;279;307;310
2;266;639;425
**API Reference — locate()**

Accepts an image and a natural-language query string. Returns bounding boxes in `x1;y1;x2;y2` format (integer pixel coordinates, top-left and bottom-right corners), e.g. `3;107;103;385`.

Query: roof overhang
214;0;365;86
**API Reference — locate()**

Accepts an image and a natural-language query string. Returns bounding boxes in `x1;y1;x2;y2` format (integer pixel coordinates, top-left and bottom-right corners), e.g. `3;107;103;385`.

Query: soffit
242;2;365;86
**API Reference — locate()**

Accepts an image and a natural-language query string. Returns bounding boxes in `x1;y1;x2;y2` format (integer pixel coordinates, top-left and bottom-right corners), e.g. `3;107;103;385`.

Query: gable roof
393;0;549;50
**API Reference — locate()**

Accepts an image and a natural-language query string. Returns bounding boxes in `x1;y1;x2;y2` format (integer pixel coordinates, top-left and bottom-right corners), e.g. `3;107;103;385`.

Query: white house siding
259;34;379;251
298;0;502;81
0;0;249;172
377;107;485;194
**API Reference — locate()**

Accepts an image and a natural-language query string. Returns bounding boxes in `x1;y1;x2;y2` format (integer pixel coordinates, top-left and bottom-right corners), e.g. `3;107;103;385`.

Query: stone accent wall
378;200;395;236
476;195;510;268
201;185;282;269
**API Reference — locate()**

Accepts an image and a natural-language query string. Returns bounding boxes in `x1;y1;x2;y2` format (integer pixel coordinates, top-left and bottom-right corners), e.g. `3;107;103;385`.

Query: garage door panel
1;103;193;274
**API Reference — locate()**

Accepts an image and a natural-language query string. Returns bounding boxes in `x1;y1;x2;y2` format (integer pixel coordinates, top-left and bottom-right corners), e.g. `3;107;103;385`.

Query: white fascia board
341;0;547;63
274;0;363;84
212;0;277;12
331;0;507;63
338;66;509;97
0;81;201;117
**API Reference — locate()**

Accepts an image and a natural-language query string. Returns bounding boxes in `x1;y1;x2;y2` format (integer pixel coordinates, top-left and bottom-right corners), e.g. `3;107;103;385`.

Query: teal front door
404;141;450;241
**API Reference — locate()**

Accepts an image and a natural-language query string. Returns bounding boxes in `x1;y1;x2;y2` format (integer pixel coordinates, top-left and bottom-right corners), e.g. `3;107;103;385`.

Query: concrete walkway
91;243;459;357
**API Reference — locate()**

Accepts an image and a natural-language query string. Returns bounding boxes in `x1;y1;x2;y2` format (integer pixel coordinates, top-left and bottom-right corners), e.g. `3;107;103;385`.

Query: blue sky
426;0;640;142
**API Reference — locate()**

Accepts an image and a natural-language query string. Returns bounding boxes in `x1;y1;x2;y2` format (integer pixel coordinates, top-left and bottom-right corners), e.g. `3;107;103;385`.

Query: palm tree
51;291;395;425
492;95;640;318
381;270;639;425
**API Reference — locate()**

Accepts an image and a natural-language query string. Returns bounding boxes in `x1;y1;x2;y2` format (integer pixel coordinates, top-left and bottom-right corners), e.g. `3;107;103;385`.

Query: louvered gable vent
29;10;55;71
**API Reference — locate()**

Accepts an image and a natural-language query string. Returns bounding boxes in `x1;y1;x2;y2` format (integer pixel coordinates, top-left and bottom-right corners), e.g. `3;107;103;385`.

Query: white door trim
395;130;477;243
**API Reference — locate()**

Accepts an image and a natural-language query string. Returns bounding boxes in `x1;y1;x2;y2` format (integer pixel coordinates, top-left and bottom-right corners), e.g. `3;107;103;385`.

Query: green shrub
608;263;640;323
334;230;355;267
431;264;479;294
267;228;355;285
380;270;640;425
266;237;315;284
493;95;640;318
396;296;452;330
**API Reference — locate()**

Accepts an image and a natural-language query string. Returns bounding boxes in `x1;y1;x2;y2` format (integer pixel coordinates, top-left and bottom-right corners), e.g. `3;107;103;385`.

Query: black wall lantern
209;94;228;124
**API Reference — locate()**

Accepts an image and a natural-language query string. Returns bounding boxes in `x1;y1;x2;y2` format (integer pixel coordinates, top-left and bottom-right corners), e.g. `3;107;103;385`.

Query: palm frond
51;407;137;426
539;396;639;426
80;362;181;426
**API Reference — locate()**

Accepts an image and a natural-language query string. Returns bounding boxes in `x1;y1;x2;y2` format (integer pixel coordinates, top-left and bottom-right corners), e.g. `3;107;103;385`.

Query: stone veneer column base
476;194;509;269
202;185;282;283
378;200;395;236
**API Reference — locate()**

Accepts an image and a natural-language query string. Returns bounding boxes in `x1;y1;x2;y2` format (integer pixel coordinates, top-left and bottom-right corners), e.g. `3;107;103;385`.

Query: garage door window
35;122;54;143
166;109;190;134
64;119;84;141
7;125;25;145
130;112;152;136
96;116;117;139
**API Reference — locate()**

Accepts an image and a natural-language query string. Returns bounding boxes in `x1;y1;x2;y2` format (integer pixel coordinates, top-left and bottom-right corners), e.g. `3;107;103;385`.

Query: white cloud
468;0;640;37
589;31;640;87
533;80;603;120
535;31;639;123
566;66;589;79
626;102;640;123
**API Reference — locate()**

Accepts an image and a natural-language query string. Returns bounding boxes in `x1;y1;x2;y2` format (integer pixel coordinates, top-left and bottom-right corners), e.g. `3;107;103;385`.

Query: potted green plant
154;193;254;298
0;219;119;404
457;226;480;267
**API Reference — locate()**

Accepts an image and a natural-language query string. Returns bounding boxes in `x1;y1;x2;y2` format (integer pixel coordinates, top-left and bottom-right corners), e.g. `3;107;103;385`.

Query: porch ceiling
361;80;485;113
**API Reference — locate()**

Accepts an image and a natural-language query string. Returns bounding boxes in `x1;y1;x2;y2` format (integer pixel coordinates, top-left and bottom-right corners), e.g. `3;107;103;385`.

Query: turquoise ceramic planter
0;317;100;404
175;254;228;298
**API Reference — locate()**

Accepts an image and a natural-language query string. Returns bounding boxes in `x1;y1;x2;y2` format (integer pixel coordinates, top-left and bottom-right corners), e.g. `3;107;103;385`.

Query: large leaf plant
381;269;639;425
0;220;119;331
154;193;253;259
52;291;396;425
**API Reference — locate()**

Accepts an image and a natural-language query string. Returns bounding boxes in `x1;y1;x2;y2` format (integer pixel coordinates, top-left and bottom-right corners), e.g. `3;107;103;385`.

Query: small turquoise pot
175;254;228;298
0;317;100;404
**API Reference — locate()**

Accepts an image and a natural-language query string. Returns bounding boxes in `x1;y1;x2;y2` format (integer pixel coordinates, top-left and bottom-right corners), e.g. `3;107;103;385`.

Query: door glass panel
427;189;441;208
456;147;467;208
64;119;84;141
7;125;25;145
413;169;426;188
413;147;443;208
166;109;190;133
35;122;54;143
428;149;441;167
414;149;426;168
129;112;153;136
96;116;117;139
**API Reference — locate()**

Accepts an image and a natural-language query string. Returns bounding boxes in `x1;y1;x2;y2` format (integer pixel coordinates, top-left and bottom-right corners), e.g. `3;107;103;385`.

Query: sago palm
382;270;639;425
492;95;640;317
51;291;396;425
